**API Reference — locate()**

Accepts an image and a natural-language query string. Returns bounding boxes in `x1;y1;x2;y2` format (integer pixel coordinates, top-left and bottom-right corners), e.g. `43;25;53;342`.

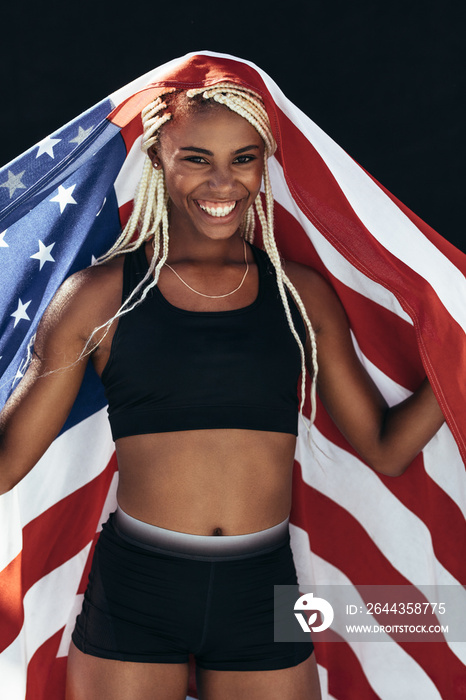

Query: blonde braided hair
91;83;319;428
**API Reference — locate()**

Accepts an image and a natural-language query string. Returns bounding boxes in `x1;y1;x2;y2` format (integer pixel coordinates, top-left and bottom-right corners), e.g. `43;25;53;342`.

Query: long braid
89;82;319;430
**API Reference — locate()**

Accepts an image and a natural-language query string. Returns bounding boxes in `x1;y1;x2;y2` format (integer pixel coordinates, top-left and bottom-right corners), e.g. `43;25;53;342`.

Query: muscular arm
286;263;445;476
0;263;122;494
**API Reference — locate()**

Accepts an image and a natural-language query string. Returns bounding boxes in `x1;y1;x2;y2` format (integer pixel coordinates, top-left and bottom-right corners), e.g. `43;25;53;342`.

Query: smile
196;200;237;218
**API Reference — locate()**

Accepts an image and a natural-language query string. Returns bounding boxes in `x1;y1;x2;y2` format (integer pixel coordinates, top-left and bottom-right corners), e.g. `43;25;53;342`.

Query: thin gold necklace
164;239;249;299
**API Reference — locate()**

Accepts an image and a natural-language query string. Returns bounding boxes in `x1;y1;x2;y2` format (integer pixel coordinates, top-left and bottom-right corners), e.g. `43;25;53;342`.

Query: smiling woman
0;60;448;700
150;107;264;243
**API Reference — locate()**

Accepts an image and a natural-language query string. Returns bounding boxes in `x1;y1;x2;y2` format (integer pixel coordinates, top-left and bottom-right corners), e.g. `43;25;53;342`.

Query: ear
147;146;162;170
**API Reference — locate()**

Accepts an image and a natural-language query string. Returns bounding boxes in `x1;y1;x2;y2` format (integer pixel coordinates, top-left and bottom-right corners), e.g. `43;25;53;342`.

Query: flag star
30;240;56;269
91;254;98;265
50;184;77;213
0;230;8;247
11;299;32;327
69;125;93;146
0;170;26;198
36;136;61;159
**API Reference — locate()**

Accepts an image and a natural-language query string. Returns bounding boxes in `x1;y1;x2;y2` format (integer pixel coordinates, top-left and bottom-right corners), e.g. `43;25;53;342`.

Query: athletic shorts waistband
113;506;289;560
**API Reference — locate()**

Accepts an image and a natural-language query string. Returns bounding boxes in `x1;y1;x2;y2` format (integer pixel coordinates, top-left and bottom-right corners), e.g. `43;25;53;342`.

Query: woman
0;61;447;699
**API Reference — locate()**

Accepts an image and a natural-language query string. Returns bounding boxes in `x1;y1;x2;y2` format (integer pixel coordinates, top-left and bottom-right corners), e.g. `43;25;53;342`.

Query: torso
88;241;301;536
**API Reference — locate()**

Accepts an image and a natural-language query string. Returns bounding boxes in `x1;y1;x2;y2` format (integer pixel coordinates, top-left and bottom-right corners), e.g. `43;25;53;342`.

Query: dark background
3;0;464;250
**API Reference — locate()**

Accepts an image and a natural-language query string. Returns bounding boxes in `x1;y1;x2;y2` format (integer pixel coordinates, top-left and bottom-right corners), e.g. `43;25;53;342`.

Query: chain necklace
164;239;249;299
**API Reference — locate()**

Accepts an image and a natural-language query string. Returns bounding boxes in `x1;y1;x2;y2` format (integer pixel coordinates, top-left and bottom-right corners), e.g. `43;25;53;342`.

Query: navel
212;527;223;536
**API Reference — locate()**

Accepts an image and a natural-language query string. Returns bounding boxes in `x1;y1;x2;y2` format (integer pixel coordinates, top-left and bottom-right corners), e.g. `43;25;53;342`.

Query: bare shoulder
283;260;348;333
36;256;124;348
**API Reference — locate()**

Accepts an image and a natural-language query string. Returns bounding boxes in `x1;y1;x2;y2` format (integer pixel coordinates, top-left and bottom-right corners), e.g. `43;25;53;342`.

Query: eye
182;156;209;164
233;154;256;164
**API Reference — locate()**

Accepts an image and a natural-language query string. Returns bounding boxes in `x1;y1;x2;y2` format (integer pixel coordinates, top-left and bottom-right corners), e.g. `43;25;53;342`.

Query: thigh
196;651;322;700
66;642;189;700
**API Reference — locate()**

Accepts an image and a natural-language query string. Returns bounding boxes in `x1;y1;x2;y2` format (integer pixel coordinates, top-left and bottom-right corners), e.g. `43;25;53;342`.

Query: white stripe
268;158;413;325
422;424;466;519
56;593;83;658
290;525;444;700
316;663;339;700
113;135;145;208
96;470;119;532
0;632;27;700
17;409;114;526
0;488;22;572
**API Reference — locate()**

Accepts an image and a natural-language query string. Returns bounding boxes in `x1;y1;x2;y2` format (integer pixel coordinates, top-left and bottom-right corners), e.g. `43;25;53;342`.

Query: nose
208;164;237;194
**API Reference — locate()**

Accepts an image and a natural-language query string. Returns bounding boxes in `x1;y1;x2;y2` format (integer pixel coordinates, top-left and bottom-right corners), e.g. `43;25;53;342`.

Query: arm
286;263;445;476
0;264;121;494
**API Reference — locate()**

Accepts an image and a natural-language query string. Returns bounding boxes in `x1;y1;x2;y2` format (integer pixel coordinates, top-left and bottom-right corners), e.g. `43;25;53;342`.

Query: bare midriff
114;428;297;536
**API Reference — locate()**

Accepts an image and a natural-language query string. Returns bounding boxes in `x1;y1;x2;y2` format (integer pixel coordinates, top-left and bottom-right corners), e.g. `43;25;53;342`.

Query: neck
166;231;246;266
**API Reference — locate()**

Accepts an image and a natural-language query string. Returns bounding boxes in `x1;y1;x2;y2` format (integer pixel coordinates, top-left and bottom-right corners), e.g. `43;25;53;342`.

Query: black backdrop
2;0;464;249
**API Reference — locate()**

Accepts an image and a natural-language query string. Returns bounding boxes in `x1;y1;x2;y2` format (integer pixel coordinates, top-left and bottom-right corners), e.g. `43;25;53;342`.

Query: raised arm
0;263;121;494
286;263;445;476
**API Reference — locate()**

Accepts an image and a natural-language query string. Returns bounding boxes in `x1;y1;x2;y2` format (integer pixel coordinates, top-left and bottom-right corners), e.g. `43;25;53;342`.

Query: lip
193;199;242;224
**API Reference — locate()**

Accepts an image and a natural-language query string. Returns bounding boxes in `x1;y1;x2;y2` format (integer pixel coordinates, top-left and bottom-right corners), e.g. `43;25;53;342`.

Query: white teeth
198;202;236;217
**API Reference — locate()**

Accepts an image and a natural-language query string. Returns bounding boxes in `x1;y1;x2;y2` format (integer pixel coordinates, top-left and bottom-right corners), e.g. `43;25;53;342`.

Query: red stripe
76;534;99;595
25;628;66;700
118;115;143;155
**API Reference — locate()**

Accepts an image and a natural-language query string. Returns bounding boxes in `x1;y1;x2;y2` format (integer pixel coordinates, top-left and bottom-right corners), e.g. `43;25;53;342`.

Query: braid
254;156;318;429
89;81;319;430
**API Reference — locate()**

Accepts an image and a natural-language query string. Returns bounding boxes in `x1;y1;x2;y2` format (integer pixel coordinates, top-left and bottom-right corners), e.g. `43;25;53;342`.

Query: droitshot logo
294;592;334;633
273;585;464;643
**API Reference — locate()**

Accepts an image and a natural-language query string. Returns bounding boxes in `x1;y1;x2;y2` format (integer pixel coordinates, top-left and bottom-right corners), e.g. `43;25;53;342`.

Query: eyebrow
180;145;260;156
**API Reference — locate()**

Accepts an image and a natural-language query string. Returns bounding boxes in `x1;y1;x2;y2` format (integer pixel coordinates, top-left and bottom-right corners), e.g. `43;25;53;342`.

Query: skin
0;106;444;700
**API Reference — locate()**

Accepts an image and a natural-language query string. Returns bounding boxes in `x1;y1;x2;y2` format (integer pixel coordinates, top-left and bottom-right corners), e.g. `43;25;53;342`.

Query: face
149;105;265;242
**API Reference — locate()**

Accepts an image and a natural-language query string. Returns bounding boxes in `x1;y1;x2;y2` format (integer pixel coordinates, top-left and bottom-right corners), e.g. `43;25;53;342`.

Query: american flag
0;51;465;700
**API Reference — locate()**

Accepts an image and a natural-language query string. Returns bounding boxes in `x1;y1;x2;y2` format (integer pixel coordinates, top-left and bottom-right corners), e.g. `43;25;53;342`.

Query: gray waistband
113;506;289;558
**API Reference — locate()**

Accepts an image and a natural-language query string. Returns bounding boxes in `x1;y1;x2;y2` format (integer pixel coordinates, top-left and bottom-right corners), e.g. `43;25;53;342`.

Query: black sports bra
101;243;306;439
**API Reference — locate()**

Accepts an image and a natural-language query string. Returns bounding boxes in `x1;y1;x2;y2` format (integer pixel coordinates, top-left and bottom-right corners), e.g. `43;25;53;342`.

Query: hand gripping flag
0;51;465;700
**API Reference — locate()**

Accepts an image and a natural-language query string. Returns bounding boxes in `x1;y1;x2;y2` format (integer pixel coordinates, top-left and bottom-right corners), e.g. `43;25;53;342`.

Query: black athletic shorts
71;511;314;671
